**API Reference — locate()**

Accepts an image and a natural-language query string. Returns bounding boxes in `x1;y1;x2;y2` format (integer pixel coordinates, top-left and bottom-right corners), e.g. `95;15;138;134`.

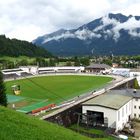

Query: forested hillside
0;35;52;57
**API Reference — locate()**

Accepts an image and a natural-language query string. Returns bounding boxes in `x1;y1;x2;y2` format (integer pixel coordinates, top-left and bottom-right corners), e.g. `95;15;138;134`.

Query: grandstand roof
86;63;111;69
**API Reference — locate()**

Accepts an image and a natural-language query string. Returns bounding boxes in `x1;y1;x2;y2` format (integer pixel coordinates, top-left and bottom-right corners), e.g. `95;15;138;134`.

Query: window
139;106;140;109
134;105;136;109
135;98;138;101
118;111;120;122
122;108;124;117
134;114;136;117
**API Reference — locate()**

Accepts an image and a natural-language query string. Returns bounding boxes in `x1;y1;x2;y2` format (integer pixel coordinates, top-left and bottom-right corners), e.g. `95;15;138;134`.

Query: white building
82;93;132;132
20;66;38;75
82;89;140;132
109;89;140;120
38;66;84;74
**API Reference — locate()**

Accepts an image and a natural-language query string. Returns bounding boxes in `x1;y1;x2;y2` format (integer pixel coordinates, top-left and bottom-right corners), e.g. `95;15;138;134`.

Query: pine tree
0;71;7;106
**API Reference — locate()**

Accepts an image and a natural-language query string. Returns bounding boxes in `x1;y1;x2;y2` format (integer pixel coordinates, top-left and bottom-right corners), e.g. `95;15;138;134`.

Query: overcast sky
0;0;140;41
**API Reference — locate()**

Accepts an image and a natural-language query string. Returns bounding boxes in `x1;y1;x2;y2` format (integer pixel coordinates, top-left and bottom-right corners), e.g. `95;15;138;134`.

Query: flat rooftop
109;89;140;98
82;93;132;110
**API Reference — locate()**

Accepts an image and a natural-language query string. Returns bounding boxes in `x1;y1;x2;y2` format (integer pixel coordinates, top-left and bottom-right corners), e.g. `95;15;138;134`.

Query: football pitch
5;75;112;112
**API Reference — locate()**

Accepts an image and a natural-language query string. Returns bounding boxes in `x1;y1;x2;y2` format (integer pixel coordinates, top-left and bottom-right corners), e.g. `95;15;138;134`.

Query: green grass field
5;75;112;112
0;106;93;140
69;125;115;140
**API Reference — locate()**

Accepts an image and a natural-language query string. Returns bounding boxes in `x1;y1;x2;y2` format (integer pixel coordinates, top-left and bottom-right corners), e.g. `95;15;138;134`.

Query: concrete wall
112;78;135;89
132;98;140;119
116;100;132;131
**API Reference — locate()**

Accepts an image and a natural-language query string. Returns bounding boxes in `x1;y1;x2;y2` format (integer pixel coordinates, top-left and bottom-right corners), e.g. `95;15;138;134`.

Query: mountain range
33;13;140;56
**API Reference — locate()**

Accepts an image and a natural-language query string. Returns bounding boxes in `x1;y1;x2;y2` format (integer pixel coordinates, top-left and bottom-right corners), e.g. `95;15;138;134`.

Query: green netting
17;100;51;113
7;95;25;103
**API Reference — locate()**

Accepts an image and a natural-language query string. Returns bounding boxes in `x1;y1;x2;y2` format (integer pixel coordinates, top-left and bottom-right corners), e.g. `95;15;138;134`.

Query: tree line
0;56;91;70
0;35;52;57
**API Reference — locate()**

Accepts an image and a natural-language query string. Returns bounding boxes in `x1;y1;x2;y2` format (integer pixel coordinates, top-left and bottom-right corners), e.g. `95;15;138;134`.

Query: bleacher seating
38;69;55;74
3;73;18;80
2;68;33;80
2;66;85;80
56;69;79;73
38;67;84;74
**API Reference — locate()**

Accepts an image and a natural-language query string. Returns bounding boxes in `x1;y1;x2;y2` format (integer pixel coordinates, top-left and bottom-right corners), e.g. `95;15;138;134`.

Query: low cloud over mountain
33;13;140;56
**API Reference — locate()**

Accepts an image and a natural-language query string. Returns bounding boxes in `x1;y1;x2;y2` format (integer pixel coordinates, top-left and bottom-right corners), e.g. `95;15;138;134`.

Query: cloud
42;31;75;43
129;30;140;38
113;17;140;30
93;14;140;41
93;15;120;32
43;29;101;43
1;0;140;41
7;25;42;41
75;29;101;40
112;16;140;40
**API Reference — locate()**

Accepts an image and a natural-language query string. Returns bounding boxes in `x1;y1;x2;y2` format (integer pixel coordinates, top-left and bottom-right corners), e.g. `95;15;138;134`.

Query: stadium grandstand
2;68;33;80
38;66;84;74
2;66;85;80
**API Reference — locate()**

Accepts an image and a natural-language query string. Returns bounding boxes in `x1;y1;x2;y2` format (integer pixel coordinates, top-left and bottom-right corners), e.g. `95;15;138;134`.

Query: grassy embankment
0;106;93;140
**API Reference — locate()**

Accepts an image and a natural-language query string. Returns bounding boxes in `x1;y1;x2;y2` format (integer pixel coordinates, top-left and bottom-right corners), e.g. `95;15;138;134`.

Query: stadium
3;66;113;114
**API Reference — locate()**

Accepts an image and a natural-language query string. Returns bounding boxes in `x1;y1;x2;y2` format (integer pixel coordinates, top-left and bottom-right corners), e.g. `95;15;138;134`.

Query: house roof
130;69;140;72
108;89;140;98
82;93;132;110
86;63;111;69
